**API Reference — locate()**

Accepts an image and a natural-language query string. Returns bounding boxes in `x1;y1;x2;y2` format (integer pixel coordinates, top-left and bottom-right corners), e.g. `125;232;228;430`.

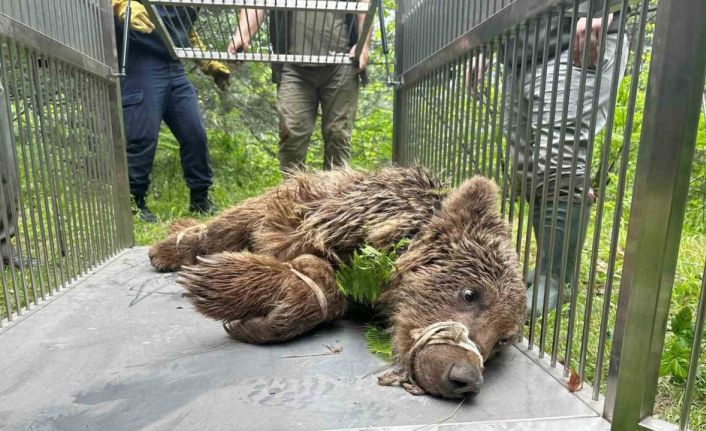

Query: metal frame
0;13;113;79
141;0;378;64
149;0;370;12
397;0;564;87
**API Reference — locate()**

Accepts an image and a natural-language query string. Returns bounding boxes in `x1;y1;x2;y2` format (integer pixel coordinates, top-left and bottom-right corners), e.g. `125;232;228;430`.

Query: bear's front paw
148;238;183;272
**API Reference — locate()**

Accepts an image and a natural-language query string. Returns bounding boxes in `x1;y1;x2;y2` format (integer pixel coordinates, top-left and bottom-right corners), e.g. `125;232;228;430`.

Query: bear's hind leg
177;252;347;344
148;194;268;272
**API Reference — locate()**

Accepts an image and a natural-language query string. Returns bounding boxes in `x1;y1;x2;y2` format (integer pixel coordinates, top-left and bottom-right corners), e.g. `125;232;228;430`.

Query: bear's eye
461;288;476;303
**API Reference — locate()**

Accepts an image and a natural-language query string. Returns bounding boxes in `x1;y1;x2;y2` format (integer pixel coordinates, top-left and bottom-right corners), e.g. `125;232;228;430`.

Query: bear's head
379;176;525;398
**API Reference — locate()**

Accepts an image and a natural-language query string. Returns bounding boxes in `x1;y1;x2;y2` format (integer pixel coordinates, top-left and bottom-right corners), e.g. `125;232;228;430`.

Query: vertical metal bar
82;72;108;263
424;58;435;168
594;0;649;398
525;14;552;353
561;0;599;378
45;58;79;283
607;0;706;426
480;43;494;178
28;50;64;294
442;63;456;176
73;67;101;269
577;0;629;400
8;43;44;307
101;0;134;248
97;76;120;257
507;24;529;240
467;49;480;177
500;27;519;217
100;81;121;256
574;0;619;381
444;61;457;179
0;39;19;323
394;0;406;163
433;68;446;172
516;18;541;291
55;61;87;278
63;67;95;270
426;72;437;168
542;0;580;369
679;261;706;431
531;4;566;365
36;48;74;285
93;75;116;259
494;33;509;186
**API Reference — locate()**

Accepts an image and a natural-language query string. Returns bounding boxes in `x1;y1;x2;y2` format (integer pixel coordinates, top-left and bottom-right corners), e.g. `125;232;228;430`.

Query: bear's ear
440;176;500;224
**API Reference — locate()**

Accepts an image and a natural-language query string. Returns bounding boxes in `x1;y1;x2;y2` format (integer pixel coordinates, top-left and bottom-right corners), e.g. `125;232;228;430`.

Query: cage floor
0;247;610;431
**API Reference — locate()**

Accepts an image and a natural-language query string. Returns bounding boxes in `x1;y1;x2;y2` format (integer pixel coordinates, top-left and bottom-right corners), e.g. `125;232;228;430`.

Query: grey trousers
504;32;629;203
0;80;19;259
277;64;359;173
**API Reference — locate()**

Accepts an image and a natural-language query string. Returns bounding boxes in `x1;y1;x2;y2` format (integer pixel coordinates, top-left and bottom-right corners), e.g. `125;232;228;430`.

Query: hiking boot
1;244;38;269
132;193;158;223
189;188;217;215
525;270;568;317
526;198;592;319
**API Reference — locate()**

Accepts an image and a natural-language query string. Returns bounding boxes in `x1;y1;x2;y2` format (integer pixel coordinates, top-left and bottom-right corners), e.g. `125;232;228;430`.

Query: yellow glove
113;0;155;34
188;31;231;91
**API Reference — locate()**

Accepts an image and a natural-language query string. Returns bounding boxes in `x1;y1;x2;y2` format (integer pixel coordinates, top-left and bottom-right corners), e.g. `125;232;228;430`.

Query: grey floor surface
0;247;610;431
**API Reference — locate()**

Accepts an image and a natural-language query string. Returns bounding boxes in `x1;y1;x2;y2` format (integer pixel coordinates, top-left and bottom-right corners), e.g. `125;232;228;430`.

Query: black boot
189;188;217;215
0;242;37;268
526;199;591;317
131;193;157;223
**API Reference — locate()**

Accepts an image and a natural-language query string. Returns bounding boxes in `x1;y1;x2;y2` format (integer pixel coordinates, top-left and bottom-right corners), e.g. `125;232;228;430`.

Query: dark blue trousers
120;56;212;197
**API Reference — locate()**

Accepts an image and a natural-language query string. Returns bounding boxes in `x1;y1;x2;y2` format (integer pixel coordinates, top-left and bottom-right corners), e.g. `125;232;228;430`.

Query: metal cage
393;0;706;430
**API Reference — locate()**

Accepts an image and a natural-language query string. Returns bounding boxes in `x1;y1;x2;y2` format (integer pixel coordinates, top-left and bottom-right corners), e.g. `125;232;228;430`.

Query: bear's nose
442;363;483;396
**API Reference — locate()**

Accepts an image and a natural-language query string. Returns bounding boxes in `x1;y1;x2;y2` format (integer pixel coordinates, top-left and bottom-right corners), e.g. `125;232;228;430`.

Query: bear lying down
148;167;525;399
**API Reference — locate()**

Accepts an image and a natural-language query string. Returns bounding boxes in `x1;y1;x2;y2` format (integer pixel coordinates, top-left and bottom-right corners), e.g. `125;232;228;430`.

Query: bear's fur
149;167;525;398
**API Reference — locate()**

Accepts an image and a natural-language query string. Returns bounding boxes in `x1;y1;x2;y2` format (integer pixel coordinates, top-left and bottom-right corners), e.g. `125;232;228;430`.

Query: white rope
175;225;208;253
289;267;328;319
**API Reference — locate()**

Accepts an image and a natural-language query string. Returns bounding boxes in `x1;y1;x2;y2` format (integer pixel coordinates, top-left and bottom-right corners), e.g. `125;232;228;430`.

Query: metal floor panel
0;248;608;431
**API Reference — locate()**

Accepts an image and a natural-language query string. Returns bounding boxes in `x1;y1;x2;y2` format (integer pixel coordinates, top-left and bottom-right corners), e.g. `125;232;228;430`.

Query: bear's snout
441;363;483;397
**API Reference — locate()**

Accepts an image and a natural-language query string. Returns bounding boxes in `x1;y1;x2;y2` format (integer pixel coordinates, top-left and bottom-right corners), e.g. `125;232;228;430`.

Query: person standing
0;80;29;268
228;1;371;173
469;6;628;316
113;1;230;222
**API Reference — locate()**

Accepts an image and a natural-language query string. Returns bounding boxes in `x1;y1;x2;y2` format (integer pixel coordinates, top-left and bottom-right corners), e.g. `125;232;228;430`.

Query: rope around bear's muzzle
378;321;483;396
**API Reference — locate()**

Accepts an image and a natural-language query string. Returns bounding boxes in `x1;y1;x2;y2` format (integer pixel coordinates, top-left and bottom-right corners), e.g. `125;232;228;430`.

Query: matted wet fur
149;166;525;399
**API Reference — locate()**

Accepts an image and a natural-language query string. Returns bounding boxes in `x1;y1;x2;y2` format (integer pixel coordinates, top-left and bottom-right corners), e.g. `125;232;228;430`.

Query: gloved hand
188;31;231;91
113;0;155;34
211;67;231;92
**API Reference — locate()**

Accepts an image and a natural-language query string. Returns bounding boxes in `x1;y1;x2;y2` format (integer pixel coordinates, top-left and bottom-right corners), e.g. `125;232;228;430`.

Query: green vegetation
336;239;409;305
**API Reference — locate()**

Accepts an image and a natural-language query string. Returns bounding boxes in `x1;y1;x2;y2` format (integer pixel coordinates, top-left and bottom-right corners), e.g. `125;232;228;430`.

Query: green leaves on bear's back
336;239;410;305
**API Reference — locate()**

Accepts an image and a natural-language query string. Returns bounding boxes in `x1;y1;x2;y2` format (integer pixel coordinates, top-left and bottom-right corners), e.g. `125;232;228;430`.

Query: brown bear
148;167;525;399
